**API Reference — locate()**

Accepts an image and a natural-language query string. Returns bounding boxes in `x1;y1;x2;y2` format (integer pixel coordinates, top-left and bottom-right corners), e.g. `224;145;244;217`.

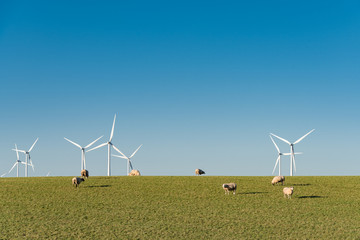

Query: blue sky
1;1;360;176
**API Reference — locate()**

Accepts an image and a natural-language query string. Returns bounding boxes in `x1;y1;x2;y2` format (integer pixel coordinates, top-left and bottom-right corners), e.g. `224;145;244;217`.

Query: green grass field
1;176;360;239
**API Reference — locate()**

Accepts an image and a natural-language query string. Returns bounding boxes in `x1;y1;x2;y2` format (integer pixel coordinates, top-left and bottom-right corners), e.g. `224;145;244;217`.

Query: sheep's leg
233;190;236;195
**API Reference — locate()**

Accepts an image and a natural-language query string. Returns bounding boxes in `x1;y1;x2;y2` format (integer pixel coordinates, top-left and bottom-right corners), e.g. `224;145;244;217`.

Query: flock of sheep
73;167;294;199
196;168;294;198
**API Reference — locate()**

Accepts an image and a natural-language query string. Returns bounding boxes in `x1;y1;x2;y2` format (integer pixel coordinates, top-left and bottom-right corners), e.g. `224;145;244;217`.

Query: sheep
222;183;237;195
81;169;89;178
283;187;294;199
129;169;141;176
72;177;85;187
271;176;285;185
195;169;205;176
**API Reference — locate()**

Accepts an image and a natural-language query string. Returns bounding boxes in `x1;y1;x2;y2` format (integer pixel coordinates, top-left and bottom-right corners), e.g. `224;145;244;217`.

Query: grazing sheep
222;183;237;195
72;177;85;187
81;169;89;178
129;169;141;176
283;187;294;199
272;176;285;185
195;169;205;176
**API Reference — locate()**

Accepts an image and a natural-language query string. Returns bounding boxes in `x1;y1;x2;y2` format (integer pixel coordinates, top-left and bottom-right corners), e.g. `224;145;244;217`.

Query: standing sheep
283;187;294;199
222;183;237;195
81;169;89;178
271;176;285;185
195;169;205;176
72;177;85;187
129;169;141;176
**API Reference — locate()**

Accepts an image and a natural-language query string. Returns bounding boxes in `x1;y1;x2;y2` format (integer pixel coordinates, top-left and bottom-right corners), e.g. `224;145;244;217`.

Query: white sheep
81;169;89;178
222;183;237;195
129;169;141;176
283;187;294;199
195;169;205;176
272;176;285;185
72;177;85;187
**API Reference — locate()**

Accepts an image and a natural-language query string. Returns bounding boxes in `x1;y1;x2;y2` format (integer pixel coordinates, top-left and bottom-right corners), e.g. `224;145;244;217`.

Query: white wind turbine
270;136;301;176
113;144;143;175
87;114;125;176
8;144;29;177
64;136;103;170
270;129;314;176
13;138;38;177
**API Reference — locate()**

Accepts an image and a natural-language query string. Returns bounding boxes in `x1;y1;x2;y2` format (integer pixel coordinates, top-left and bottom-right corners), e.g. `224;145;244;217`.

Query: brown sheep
81;169;89;178
195;169;205;176
222;183;237;195
72;177;85;187
283;187;294;199
271;176;285;185
129;169;141;176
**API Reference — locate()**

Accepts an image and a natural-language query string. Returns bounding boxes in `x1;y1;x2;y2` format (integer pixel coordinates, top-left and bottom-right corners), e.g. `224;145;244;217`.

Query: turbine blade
8;162;17;173
1;173;6;177
282;153;291;156
13;149;26;154
269;136;280;153
112;145;127;158
294;152;303;155
85;136;103;149
294;129;315;144
270;133;291;145
15;144;19;160
112;154;128;159
109;114;116;142
30;160;35;171
28;138;39;152
272;156;280;175
86;142;107;152
129;161;133;170
129;144;142;159
64;137;82;149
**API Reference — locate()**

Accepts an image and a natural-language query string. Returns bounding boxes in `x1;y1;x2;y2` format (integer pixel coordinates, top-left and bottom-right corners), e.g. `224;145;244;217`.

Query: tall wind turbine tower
13;138;38;177
270;129;314;176
87;114;125;176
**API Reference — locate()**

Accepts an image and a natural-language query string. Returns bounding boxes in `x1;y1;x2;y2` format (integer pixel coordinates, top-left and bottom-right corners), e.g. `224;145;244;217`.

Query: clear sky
1;1;360;176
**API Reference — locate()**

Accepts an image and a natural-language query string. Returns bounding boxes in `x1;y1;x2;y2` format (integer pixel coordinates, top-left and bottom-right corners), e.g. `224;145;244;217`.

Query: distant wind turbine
87;114;125;176
113;144;143;175
270;136;301;176
13;138;38;177
270;129;314;176
8;144;29;177
64;136;103;170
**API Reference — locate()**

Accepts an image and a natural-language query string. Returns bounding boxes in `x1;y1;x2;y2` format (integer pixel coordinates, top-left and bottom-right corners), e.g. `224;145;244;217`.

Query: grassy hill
1;176;359;239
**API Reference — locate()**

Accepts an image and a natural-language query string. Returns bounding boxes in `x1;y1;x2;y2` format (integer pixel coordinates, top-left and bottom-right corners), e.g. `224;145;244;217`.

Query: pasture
1;176;359;239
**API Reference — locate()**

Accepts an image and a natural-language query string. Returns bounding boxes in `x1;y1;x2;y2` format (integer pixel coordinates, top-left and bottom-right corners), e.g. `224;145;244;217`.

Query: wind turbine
270;136;301;176
87;114;125;176
8;144;28;177
64;136;103;170
13;138;38;177
270;129;314;176
113;144;143;175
